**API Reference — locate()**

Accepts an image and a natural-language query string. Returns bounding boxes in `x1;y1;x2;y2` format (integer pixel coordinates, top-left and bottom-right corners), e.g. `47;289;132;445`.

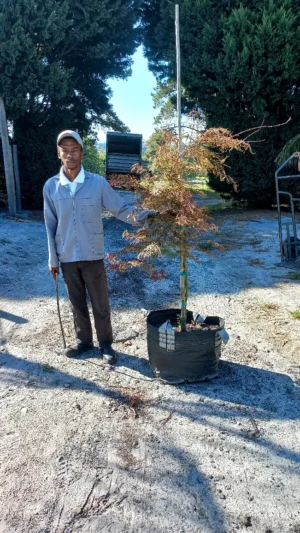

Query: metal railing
275;153;300;260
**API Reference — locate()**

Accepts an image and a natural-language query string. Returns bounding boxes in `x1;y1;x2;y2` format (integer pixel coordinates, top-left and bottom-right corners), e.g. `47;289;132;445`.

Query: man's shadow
80;347;154;380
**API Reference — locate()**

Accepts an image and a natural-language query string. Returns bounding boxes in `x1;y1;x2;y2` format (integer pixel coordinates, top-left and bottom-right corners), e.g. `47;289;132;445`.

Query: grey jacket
43;170;148;267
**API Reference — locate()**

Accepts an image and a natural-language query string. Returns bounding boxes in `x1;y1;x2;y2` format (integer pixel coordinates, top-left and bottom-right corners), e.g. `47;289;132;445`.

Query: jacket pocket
81;199;101;223
91;232;104;256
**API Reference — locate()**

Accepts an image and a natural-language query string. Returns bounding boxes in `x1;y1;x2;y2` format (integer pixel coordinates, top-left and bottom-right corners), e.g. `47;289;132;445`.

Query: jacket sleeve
101;177;151;224
43;183;59;268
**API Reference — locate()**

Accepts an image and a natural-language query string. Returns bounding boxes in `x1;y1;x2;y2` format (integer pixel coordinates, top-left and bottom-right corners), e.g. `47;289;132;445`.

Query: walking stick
54;273;67;349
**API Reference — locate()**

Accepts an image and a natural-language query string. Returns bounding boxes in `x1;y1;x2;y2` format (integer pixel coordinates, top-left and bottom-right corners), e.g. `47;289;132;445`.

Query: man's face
58;138;83;170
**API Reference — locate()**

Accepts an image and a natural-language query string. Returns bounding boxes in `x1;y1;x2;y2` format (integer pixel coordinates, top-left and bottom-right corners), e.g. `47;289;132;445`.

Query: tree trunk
180;228;188;331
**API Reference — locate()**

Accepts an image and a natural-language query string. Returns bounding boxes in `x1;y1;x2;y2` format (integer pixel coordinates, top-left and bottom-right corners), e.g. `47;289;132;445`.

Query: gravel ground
0;204;299;533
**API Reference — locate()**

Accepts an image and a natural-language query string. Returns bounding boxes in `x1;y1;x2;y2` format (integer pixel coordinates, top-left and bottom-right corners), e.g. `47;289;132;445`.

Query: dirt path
0;208;299;533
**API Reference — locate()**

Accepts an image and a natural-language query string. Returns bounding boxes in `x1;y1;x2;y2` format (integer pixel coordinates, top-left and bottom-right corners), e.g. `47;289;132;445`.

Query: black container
147;308;224;384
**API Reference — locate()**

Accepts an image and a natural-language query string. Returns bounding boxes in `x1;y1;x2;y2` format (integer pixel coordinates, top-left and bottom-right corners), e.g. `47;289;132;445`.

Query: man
43;130;150;364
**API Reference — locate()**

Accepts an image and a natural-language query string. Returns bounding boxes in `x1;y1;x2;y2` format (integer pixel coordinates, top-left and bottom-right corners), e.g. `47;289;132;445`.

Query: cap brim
57;131;83;147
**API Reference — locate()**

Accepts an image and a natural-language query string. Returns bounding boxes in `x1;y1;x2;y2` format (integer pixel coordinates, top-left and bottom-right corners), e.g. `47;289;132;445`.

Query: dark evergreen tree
0;0;141;207
140;0;300;205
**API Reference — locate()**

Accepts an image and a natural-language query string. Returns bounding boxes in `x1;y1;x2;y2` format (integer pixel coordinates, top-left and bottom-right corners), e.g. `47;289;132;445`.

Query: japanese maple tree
109;127;249;331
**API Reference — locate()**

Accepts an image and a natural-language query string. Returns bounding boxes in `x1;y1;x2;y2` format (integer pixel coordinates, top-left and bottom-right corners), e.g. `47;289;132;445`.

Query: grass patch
188;183;221;197
0;238;12;245
248;258;263;266
205;203;229;211
262;303;279;311
287;272;300;280
290;309;300;320
249;238;263;246
184;176;221;197
42;363;55;373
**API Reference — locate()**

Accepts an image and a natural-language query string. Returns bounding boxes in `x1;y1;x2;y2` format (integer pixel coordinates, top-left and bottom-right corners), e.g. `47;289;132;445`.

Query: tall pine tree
0;0;141;207
141;0;300;205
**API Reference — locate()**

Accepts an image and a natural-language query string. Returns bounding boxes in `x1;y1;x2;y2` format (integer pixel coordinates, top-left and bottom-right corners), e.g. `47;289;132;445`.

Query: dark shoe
101;345;117;365
64;343;93;358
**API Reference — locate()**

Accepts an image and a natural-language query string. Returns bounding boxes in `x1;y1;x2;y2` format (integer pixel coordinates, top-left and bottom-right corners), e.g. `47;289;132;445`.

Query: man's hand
147;210;159;219
50;266;59;279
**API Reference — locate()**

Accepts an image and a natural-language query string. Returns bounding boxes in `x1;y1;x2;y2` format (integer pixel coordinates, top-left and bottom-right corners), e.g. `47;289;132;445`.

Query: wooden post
12;143;21;212
0;97;16;216
175;4;188;331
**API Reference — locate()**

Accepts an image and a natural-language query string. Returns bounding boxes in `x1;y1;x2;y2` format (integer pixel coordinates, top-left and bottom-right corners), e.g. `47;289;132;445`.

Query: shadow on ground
1;346;299;531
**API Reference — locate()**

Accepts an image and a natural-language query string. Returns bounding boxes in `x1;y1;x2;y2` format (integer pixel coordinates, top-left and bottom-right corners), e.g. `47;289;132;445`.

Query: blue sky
98;46;158;142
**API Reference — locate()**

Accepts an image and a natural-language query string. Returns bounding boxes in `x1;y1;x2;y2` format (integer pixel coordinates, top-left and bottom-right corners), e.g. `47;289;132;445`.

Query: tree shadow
1;345;298;429
82;348;300;471
183;360;299;419
81;349;300;424
136;359;300;474
1;347;299;531
0;310;29;347
114;442;226;532
120;354;299;421
0;349;130;404
0;310;28;324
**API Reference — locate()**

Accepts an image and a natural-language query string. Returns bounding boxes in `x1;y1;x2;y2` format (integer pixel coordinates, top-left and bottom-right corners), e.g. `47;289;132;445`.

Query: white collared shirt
59;165;85;196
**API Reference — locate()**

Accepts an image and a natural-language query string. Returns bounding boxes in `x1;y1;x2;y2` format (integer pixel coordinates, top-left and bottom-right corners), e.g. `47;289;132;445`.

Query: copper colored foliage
107;174;140;191
107;165;151;191
107;128;250;278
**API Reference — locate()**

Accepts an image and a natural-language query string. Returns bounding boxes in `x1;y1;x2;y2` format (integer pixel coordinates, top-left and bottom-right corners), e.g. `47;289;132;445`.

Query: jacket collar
54;169;92;181
59;166;85;187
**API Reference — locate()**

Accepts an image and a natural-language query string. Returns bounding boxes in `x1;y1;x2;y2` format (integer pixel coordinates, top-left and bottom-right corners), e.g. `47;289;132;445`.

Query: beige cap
57;130;83;148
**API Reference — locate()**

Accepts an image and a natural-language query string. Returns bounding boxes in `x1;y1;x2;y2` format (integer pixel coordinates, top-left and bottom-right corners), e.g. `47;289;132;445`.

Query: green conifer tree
0;0;140;206
140;0;300;205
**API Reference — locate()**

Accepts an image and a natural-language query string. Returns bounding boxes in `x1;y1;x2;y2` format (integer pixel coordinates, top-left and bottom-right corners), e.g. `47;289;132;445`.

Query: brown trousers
61;260;113;348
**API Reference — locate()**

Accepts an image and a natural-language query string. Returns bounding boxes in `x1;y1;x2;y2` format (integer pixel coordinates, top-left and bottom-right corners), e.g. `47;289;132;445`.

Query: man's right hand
50;266;59;279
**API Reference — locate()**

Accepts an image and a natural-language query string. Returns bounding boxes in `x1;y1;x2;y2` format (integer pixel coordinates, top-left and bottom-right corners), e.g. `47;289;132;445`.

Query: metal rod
291;199;298;259
286;223;292;260
275;172;283;259
175;4;188;330
278;191;299;260
275;153;296;175
55;274;66;349
175;4;182;152
275;152;300;261
0;96;16;216
275;174;300;180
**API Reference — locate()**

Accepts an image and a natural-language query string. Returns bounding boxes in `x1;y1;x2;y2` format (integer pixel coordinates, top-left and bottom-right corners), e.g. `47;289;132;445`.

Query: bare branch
179;117;291;142
232;117;291;138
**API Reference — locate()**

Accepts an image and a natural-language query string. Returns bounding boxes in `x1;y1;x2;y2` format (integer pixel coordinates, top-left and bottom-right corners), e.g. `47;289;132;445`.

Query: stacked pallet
106;132;142;175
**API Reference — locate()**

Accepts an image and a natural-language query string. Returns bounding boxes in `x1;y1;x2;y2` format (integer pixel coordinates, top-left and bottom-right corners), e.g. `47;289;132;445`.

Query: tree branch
232;117;291;138
175;117;291;141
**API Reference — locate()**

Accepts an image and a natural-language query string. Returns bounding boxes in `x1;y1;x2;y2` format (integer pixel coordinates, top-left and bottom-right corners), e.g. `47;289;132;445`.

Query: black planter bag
147;309;225;384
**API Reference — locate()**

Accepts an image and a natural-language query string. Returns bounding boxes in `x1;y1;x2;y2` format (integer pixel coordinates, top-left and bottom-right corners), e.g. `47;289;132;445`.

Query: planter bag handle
195;314;205;323
216;328;230;345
